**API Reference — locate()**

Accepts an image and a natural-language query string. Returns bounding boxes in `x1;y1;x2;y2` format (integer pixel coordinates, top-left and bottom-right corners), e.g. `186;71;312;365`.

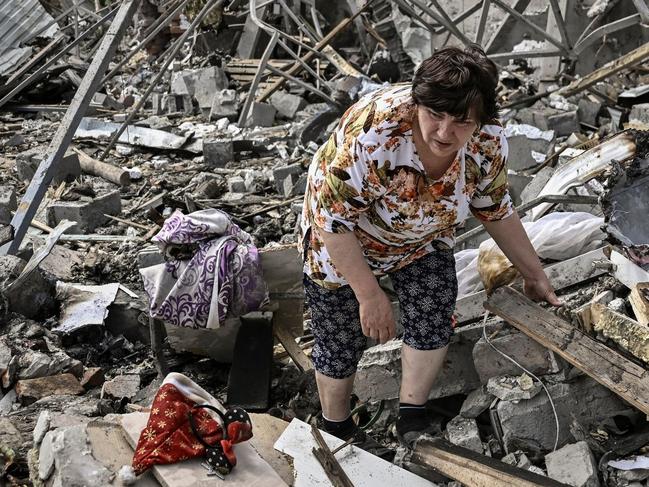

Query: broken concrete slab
17;350;83;380
272;163;304;193
629;103;649;125
486;375;542;402
472;331;561;384
0;255;55;319
545;441;600;487
80;367;105;390
604;173;649;246
275;418;432;487
15;373;85;405
460;386;494;419
270;92;306;120
46;190;122;234
210;88;240;121
243;102;276;128
171;66;229;111
54;282;120;334
15;149;81;184
577;98;602;127
0;185;17;225
504;124;555;171
100;374;140;401
446;416;482;454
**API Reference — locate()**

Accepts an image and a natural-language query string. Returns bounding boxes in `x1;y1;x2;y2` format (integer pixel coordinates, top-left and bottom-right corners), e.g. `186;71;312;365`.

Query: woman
299;45;560;450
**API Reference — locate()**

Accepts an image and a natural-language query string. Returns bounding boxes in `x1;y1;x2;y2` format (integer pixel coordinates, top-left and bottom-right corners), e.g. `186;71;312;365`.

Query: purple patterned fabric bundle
140;209;268;329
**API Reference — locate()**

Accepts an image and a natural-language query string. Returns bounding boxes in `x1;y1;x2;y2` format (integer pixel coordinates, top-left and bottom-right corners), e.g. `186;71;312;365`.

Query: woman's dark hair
411;45;499;125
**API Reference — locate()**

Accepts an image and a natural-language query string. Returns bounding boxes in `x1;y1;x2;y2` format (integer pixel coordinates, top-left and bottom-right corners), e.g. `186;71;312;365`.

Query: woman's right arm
318;229;396;344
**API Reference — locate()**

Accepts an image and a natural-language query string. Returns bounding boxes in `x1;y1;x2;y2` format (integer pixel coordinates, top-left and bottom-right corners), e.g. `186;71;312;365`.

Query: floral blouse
299;84;513;289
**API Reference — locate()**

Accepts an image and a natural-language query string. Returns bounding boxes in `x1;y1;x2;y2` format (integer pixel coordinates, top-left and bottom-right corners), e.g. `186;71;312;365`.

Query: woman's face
415;106;478;159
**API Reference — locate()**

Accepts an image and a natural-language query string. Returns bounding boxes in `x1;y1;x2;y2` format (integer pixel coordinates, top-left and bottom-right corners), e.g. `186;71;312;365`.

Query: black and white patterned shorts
304;250;458;379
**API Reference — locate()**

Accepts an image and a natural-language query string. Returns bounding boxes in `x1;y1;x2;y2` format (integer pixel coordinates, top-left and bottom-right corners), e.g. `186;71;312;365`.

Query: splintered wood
485;286;649;416
591;303;649;364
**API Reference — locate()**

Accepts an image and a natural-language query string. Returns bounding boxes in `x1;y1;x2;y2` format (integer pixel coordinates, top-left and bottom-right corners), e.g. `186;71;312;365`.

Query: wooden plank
591;303;649;363
455;247;608;324
557;41;649;97
630;283;649;327
121;412;287;487
411;438;570;487
484;286;649;415
273;317;313;373
248;413;293;486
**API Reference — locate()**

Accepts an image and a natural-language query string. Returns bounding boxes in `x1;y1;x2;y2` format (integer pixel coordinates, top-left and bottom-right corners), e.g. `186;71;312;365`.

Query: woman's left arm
481;211;562;306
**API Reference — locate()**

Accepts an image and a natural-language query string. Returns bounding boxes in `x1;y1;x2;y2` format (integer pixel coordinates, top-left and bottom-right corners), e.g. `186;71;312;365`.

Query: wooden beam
411;438;570;487
456;247;608;324
273;317;313;373
557;40;649;97
630;283;649;327
591;303;649;363
485;286;649;416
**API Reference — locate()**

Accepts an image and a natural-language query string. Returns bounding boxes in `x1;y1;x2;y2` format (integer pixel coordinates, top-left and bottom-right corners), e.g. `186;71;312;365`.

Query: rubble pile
2;0;649;486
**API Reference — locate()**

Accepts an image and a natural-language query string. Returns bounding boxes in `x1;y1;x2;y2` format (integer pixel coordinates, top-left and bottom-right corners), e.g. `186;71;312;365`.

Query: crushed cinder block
273;163;304;193
100;374;140;401
545;441;600;487
91;92;124;111
486;375;542;402
504;124;555;171
15;373;85;405
446;416;482;453
163;93;193;115
577;98;602;127
16;149;81;183
210;89;240;121
270;91;306;120
473;331;561;384
243;102;276;128
46;190;121;234
496;375;632;453
227;175;247;193
0;255;55;319
629;103;649;125
460;386;494;419
203;138;234;167
0;185;17;224
171;66;228;111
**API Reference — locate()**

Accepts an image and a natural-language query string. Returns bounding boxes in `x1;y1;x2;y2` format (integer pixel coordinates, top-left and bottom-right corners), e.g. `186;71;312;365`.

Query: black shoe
395;417;443;449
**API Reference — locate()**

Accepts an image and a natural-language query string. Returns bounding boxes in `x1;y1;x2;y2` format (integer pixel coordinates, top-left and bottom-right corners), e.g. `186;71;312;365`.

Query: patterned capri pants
304;250;458;379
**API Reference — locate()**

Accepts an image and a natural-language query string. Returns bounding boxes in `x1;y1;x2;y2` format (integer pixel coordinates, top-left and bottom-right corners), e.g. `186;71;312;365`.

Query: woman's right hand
358;289;396;344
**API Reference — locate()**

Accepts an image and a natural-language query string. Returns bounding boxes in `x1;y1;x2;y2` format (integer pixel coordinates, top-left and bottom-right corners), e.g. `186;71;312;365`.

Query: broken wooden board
274;418;437;487
411;438;570;487
630;283;649;327
591;303;649;364
485;287;649;416
121;412;287;487
248;413;293;486
456;247;608;324
273;316;313;372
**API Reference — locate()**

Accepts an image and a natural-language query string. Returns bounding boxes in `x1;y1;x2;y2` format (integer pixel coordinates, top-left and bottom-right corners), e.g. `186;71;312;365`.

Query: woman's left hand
523;274;562;306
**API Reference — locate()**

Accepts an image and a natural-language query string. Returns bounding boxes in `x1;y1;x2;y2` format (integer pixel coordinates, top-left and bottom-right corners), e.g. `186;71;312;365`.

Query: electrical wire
481;310;560;451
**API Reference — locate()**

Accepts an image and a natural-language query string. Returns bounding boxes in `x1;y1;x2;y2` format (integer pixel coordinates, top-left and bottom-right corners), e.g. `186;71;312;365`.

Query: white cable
481;310;560;452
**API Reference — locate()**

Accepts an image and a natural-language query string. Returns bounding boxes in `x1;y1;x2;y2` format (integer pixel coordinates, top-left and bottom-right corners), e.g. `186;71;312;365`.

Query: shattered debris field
2;0;649;486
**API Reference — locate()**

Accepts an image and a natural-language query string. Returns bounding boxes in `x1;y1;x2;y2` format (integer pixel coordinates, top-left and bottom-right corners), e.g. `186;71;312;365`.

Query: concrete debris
1;1;649;485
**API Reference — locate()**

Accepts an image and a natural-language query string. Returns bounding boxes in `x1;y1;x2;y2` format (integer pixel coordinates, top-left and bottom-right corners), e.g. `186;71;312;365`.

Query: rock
18;350;83;380
460;386;494;419
15;374;85;405
0;338;12;376
472;331;561;384
545;441;600;487
629;103;649;125
0;417;23;452
0;388;17;414
33;410;52;446
227;175;247;193
270;92;306;119
446;416;482;453
39;424;114;486
0;185;17;225
46;190;122;234
486;375;542;402
0;255;55;319
80;367;105;389
210;89;239;121
101;374;140;401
